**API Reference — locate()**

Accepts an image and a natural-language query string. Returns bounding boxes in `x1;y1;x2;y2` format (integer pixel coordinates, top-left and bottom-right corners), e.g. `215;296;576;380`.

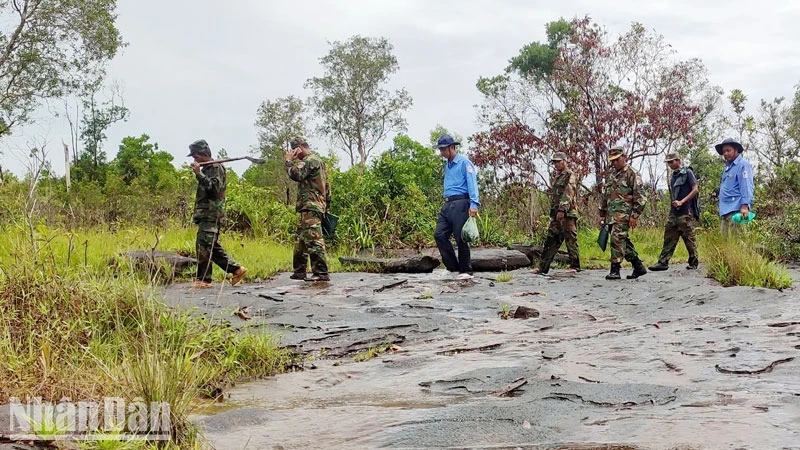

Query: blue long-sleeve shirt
718;154;755;216
443;153;480;210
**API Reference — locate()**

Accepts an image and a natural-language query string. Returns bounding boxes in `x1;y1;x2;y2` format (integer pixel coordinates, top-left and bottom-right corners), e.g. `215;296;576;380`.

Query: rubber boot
627;258;648;279
605;262;621;280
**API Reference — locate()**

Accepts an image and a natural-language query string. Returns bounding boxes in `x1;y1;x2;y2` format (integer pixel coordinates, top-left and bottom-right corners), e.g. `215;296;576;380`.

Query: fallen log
119;250;197;280
507;244;571;265
339;255;440;273
470;248;531;271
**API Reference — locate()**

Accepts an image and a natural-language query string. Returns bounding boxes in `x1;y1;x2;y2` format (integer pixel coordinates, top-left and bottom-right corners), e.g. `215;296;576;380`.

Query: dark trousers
196;226;241;282
434;199;472;273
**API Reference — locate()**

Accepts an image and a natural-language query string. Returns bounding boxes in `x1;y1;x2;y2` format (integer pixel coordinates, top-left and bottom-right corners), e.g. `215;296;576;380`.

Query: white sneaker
455;273;474;280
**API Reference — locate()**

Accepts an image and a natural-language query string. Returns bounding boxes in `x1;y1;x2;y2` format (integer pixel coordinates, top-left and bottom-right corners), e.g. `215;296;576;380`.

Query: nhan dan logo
8;397;170;441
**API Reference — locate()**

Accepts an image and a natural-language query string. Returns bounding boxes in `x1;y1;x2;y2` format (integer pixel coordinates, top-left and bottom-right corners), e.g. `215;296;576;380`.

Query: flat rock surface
161;265;800;450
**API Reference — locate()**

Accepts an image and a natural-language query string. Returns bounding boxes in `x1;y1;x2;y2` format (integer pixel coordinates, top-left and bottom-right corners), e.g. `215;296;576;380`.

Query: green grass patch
495;272;513;282
0;223;357;283
0;236;297;446
701;231;792;289
574;226;689;269
353;343;392;362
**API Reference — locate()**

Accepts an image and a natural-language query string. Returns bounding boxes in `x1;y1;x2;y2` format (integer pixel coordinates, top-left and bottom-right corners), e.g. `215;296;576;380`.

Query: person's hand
672;199;683;208
740;204;750;216
285;148;299;162
629;217;638;228
468;208;478;217
190;162;201;174
556;211;565;221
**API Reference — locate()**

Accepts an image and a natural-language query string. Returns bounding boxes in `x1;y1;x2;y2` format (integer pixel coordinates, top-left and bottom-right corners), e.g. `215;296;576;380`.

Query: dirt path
164;266;800;449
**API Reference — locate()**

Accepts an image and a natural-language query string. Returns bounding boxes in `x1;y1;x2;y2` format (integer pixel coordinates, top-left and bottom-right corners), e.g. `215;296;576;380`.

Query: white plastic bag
462;216;480;244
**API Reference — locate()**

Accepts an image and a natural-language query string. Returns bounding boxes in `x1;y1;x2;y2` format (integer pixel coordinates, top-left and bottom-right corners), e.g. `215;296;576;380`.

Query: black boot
605;262;621;280
686;256;699;270
648;261;669;271
627;258;648;279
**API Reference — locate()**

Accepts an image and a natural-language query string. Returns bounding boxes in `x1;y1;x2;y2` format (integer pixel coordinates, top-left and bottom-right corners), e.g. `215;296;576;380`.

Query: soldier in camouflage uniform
188;139;247;289
649;153;699;271
599;147;647;280
285;137;331;282
531;152;581;275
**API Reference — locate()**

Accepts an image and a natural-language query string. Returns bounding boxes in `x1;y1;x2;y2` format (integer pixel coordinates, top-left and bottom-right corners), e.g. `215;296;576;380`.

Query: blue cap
435;134;461;149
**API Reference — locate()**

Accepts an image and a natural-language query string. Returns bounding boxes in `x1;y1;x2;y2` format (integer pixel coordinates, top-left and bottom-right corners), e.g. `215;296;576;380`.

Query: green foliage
0;0;125;133
701;232;792;289
306;35;412;166
0;242;294;446
225;175;295;240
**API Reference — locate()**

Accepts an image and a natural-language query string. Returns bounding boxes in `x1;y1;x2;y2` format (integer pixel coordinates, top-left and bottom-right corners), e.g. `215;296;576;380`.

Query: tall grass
0;223;351;283
701;231;792;288
0;235;296;446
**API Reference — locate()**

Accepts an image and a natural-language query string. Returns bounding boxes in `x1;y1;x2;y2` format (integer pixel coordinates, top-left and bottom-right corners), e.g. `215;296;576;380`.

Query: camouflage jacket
550;167;579;218
600;164;646;219
285;152;330;214
192;163;227;225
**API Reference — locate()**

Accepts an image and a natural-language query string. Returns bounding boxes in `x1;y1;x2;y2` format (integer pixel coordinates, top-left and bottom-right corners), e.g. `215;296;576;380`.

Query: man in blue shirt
434;134;480;280
714;138;754;234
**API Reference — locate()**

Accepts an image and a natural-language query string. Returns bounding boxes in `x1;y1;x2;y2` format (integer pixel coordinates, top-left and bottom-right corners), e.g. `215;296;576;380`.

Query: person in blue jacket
714;138;754;234
434;134;480;280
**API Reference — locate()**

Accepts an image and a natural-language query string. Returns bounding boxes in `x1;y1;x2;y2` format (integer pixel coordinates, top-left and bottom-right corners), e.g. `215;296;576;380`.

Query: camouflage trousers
293;211;329;276
609;212;639;264
196;222;241;282
657;214;698;265
538;216;580;273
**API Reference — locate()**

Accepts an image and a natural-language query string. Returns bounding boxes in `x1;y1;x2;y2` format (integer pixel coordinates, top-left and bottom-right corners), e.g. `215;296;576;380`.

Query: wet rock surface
164;266;800;449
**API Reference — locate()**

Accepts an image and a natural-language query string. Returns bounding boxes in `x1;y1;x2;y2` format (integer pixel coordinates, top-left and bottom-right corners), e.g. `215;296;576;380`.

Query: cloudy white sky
2;0;799;176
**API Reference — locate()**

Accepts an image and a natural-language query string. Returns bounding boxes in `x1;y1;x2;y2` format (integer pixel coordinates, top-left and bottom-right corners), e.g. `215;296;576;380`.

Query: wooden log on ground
339;255;441;273
120;250;197;279
507;244;571;265
470;248;531;271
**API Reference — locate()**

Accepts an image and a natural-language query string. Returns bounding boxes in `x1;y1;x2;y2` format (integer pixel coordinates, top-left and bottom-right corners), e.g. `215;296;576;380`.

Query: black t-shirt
670;167;698;217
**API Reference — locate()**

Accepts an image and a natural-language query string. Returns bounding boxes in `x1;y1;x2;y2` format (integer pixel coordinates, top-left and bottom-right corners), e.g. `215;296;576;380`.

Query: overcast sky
2;0;799;176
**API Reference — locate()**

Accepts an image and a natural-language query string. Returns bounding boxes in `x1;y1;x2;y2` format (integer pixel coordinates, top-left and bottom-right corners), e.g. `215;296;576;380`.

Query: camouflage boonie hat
187;139;211;157
664;152;680;162
608;146;626;161
290;136;308;149
551;151;568;161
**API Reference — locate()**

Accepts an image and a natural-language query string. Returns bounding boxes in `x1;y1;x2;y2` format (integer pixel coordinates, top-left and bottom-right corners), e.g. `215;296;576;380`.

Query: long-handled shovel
197;156;266;166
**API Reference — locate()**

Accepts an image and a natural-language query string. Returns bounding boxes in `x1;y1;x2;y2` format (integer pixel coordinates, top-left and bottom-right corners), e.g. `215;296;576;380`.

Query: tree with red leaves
470;17;719;191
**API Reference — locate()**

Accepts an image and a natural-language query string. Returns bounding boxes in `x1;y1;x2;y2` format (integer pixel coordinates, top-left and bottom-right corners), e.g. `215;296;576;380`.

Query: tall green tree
306;35;412;167
471;17;718;189
110;134;176;187
245;95;308;204
72;84;129;183
0;0;124;136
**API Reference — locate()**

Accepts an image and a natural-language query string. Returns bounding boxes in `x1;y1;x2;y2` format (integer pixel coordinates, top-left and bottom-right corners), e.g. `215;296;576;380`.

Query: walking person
188;139;247;288
285;137;331;282
599;147;647;280
433;134;480;280
715;138;754;234
530;152;581;275
649;153;700;271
